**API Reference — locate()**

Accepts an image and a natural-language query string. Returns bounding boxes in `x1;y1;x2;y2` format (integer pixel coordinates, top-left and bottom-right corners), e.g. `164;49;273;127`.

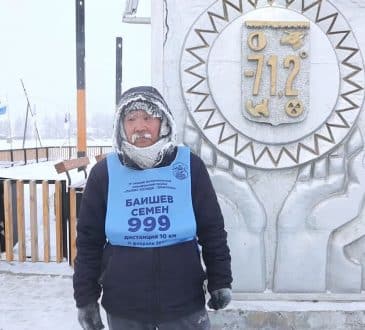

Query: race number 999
128;215;171;232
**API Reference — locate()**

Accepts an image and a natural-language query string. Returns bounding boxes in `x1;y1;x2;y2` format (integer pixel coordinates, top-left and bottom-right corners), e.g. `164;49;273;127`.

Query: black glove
78;302;105;330
207;288;231;310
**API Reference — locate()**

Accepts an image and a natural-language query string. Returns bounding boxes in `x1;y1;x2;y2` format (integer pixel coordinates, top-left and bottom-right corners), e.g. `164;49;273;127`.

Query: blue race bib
105;147;196;247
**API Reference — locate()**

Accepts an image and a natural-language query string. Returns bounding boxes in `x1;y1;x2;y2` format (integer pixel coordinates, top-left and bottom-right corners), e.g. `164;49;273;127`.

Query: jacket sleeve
191;153;232;293
73;160;108;308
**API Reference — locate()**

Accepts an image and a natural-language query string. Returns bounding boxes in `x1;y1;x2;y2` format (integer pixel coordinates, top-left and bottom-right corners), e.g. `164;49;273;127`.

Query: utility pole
20;79;42;148
76;0;86;157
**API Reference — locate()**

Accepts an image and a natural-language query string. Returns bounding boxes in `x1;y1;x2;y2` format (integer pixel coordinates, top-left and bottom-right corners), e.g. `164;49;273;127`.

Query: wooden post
76;0;86;158
16;180;26;262
69;188;77;267
4;180;13;261
55;181;63;263
29;180;38;262
42;181;50;262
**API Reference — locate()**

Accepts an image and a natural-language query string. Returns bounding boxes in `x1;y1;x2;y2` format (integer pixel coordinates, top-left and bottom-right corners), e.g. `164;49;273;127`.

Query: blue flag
0;97;7;115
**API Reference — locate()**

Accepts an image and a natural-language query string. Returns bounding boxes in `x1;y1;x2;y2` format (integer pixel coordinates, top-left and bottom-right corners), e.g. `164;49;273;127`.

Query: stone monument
150;0;365;327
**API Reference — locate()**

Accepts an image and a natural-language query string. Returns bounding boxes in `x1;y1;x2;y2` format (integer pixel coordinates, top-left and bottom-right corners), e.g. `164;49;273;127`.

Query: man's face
123;110;161;147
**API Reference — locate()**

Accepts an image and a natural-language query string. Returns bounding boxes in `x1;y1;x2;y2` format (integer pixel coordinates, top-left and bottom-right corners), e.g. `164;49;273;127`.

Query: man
73;86;232;330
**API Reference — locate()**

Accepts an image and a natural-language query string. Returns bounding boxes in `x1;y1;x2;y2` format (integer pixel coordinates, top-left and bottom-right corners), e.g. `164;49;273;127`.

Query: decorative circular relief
180;0;364;169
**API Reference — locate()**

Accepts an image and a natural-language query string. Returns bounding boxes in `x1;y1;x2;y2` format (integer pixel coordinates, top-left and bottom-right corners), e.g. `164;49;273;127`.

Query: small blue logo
173;162;188;180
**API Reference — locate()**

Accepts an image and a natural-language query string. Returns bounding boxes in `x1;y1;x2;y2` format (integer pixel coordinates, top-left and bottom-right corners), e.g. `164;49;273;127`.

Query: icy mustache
131;133;152;143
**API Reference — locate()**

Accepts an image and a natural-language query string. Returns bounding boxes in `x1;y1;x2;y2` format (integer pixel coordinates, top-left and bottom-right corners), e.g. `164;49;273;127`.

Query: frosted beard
121;137;175;169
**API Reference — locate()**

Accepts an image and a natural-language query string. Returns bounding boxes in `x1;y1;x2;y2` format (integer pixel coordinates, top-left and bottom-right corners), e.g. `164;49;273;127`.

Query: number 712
247;54;300;96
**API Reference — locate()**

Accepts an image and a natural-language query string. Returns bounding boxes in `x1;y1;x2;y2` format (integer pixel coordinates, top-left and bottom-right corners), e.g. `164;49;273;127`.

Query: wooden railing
54;157;90;186
0;179;80;266
0;145;113;167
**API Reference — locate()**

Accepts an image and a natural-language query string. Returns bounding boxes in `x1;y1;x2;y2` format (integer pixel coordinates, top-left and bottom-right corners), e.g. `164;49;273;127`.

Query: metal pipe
115;37;123;106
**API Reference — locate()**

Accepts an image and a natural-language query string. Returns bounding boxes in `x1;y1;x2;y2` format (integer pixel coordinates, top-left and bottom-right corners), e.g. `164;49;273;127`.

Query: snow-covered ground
1;261;365;330
0;158;94;181
0;266;100;330
0;138;112;151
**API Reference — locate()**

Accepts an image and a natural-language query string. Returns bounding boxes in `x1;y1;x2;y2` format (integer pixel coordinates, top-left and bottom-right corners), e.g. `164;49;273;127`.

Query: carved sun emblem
180;0;364;169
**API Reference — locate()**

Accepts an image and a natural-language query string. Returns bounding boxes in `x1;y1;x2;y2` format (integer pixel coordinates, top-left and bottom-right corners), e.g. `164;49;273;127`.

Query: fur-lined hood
112;86;177;168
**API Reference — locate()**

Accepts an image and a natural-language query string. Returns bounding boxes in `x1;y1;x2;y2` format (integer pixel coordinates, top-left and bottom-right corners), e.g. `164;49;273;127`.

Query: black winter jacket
73;148;232;323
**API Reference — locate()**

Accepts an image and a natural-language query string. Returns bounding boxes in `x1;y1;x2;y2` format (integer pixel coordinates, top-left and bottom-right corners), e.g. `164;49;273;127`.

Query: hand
78;302;104;330
207;288;231;310
275;128;365;292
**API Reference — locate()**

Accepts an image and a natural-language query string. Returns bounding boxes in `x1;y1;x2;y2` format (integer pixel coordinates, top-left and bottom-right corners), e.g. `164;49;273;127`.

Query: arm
73;160;108;308
191;153;232;293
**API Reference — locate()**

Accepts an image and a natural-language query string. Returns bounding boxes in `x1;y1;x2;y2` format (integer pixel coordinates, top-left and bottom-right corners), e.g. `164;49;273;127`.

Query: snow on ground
1;261;112;329
0;158;95;181
1;261;365;330
0;159;70;180
0;271;91;330
0;138;112;151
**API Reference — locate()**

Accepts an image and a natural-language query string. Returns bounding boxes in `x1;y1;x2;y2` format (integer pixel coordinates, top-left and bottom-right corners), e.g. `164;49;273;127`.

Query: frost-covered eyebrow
124;111;161;120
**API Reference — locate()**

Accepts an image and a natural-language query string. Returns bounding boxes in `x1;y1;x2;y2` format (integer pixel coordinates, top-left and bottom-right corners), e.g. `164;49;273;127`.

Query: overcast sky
0;0;151;124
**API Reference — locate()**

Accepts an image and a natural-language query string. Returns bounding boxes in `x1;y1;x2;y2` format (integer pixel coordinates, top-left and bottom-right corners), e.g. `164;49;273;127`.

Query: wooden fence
0;146;112;266
0;145;113;167
0;179;80;266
